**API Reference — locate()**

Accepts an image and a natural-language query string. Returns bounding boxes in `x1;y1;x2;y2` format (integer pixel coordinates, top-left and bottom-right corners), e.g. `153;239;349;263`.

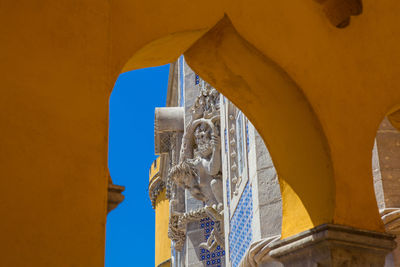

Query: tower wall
149;158;171;267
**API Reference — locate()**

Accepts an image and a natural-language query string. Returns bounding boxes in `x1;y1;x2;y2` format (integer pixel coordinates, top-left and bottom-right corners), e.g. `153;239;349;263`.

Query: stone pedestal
268;224;396;267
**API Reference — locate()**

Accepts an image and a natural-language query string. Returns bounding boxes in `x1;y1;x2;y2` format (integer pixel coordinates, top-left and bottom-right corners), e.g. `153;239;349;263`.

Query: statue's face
195;124;212;157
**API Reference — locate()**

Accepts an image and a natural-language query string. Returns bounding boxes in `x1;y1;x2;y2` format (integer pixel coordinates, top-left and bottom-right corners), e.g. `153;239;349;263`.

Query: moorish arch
113;11;400;240
183;17;335;238
115;14;337;237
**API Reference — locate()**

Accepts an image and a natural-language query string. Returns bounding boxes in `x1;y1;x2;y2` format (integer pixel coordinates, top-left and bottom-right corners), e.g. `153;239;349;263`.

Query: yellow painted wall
0;1;109;266
149;157;161;183
2;1;400;265
158;260;172;267
149;158;171;267
154;189;171;267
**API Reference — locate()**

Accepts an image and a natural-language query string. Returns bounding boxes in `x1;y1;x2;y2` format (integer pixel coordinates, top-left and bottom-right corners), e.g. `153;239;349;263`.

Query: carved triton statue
168;84;225;252
169;85;223;208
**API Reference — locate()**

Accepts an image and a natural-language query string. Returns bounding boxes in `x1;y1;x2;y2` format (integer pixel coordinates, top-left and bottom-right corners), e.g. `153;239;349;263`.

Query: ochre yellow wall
0;1;109;266
149;157;161;183
3;1;400;265
158;260;172;267
155;189;171;267
149;158;170;266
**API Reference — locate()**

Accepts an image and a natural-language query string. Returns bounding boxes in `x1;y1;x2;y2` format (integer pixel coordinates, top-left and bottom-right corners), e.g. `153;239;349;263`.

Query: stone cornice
107;183;125;213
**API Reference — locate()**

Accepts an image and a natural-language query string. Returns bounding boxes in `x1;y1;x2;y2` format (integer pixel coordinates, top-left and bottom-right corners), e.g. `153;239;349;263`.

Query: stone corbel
107;182;125;213
314;0;363;28
154;107;184;154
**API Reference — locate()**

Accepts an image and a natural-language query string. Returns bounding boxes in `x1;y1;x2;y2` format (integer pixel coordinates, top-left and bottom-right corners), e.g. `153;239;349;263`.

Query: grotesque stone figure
168;84;225;252
169;85;223;207
192;123;223;205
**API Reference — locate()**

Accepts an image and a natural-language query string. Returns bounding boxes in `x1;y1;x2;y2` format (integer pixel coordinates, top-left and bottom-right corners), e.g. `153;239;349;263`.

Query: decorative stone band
168;205;225;252
239;235;280;267
177;207;208;229
381;208;400;235
268;224;396;266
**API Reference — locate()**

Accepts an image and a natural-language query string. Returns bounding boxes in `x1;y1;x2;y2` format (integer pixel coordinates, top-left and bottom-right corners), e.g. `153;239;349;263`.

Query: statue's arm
204;135;221;175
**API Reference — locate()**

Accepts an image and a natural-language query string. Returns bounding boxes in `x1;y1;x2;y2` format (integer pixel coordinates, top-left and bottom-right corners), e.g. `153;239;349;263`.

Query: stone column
268;224;396;267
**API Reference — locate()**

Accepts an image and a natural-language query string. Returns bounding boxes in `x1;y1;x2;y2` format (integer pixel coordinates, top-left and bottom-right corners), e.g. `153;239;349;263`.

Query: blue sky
106;64;170;267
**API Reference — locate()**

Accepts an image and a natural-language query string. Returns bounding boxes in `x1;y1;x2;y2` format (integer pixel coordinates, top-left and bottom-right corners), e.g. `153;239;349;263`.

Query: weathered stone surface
255;131;274;170
185;192;204;212
186;227;205;266
381;169;400;208
257;167;281;207
184;62;198;126
376;133;400;170
375;117;400;209
187;228;204;250
259;202;282;238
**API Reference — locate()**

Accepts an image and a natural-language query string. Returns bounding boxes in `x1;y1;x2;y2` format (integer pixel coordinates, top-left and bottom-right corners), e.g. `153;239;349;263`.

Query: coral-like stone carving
168;85;225;251
314;0;363;28
169;85;223;207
